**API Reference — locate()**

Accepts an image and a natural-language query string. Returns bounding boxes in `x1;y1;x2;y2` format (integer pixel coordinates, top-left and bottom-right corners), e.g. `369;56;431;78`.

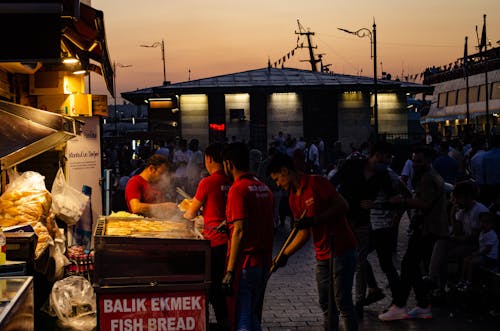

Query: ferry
421;44;500;139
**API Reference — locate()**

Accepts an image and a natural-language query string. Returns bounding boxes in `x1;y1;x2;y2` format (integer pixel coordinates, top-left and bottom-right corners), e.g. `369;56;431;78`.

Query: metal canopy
0;100;79;171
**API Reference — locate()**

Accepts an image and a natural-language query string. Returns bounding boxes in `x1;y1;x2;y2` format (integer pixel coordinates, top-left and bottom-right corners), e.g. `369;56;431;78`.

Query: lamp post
338;19;378;136
140;39;167;85
113;61;132;136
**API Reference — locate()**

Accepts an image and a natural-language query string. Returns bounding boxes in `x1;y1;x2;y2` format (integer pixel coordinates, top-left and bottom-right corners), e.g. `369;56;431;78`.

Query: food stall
0;99;80;329
93;214;211;331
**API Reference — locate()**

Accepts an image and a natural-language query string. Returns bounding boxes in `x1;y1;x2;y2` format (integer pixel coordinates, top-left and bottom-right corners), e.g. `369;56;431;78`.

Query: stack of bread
0;172;61;259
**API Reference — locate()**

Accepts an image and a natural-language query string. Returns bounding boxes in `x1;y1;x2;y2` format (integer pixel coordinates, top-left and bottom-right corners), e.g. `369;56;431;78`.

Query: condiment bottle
0;227;6;265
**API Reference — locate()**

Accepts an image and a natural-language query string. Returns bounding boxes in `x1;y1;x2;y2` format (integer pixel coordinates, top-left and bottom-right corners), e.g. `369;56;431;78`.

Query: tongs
176;187;192;200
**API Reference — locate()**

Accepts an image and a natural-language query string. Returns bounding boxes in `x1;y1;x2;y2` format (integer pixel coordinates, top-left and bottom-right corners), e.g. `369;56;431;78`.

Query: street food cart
93;215;211;331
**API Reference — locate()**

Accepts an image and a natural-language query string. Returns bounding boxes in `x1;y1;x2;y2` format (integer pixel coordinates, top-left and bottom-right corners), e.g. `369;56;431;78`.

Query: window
492;82;500;100
478;84;487;102
446;90;457;106
229;108;245;121
457;88;467;105
438;92;446;108
469;86;479;103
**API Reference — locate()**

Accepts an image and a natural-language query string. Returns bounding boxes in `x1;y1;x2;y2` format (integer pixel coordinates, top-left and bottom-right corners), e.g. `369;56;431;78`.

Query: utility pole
295;20;321;72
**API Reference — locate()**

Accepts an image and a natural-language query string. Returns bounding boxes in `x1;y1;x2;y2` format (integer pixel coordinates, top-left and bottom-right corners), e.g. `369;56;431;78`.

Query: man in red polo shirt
221;142;274;331
267;153;358;331
184;142;231;330
125;154;177;217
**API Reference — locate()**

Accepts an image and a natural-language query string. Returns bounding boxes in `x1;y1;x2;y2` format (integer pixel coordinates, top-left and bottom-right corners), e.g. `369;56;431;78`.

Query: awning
0;2;114;97
0;100;80;171
61;2;114;97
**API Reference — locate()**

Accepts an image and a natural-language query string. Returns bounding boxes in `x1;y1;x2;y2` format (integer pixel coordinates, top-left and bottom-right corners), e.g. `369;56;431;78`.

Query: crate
5;232;37;273
93;216;211;287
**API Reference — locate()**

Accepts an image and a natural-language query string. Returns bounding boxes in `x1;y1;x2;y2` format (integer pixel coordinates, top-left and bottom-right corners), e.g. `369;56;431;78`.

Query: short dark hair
146;154;169;168
204;142;225;164
222;142;249;171
266;152;295;176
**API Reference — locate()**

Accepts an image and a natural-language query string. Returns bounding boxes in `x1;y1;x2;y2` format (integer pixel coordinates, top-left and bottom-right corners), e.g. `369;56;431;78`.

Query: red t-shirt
194;170;231;247
226;173;274;268
124;175;165;212
289;174;357;260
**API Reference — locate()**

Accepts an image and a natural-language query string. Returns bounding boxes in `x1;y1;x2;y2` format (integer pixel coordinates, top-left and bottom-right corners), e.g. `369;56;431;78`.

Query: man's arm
282;228;311;256
129;198;177;217
184;198;203;219
226;219;246;273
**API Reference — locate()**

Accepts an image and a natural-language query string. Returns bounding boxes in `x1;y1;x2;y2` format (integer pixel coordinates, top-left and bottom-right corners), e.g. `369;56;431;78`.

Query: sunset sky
89;0;500;104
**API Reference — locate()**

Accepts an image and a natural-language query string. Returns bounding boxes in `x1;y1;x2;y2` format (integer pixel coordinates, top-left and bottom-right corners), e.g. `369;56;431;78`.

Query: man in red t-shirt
221;142;274;331
125;154;176;217
267;153;358;331
184;142;231;330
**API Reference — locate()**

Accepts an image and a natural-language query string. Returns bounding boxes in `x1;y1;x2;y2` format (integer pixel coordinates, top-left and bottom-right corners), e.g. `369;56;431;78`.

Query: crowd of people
104;129;500;331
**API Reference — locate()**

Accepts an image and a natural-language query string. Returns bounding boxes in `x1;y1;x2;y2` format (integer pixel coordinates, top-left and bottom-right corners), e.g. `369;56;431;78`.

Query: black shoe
364;289;385;306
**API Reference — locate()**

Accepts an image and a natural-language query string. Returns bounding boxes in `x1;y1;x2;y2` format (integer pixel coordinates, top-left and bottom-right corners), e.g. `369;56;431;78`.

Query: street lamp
140;39;167;85
338;19;378;136
113;61;132;136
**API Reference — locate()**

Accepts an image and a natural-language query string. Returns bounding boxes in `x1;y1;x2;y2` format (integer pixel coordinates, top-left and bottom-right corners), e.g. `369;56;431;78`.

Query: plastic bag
50;276;96;331
51;168;89;225
45;238;70;282
0;170;52;227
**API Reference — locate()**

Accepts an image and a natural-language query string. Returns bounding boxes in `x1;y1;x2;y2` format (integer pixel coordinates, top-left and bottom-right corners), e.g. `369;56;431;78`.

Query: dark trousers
394;230;438;308
370;228;401;299
210;244;228;324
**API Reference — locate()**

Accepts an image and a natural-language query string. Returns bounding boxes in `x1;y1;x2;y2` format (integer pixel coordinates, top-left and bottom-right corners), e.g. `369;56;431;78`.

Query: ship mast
295;20;321;72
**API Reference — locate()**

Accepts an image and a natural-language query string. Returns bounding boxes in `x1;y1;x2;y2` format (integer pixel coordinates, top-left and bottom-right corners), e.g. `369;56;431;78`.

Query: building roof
122;67;432;105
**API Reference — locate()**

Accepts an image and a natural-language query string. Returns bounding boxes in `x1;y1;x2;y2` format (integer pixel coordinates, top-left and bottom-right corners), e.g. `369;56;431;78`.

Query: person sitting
458;212;499;291
428;180;488;296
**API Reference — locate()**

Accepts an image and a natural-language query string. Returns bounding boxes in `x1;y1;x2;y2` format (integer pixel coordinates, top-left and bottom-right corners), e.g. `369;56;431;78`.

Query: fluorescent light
63;57;79;64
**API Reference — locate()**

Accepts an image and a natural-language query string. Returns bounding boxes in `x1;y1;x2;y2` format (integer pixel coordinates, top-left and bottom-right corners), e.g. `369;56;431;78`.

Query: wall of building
337;92;371;149
377;93;407;134
267;92;303;147
180;94;209;148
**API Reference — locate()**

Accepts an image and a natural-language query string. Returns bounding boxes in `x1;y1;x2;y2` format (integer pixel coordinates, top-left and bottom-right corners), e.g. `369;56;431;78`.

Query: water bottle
0;227;6;265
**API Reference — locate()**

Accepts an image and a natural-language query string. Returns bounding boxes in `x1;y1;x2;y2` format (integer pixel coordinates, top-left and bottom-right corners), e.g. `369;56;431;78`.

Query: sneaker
407;306;432;319
364;288;385;306
378;305;408;321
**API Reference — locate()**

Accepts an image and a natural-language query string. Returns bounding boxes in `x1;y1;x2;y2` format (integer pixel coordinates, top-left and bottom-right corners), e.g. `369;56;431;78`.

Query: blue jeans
236;265;266;331
315;249;358;331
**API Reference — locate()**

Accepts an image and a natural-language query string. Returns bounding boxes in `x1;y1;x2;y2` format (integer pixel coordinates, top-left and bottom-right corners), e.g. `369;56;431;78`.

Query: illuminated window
438;92;446;108
457;88;467;105
468;86;479;102
491;82;500;100
446;90;457;106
